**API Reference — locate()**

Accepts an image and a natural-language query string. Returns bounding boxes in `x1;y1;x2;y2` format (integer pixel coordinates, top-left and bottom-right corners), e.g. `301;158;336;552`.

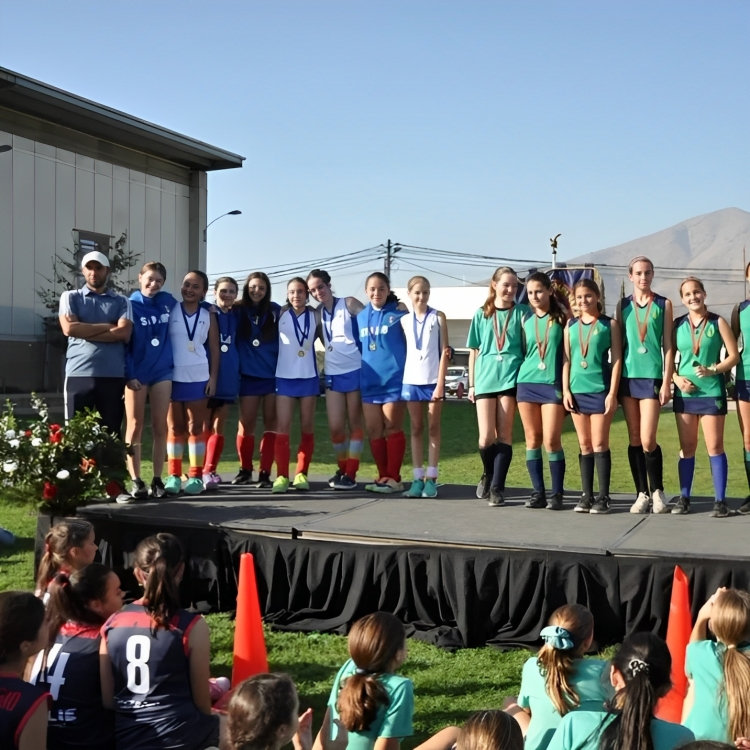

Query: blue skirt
735;379;750;402
673;393;727;415
172;380;208;402
401;383;437;402
619;377;662;400
325;370;360;394
571;391;606;415
276;376;320;398
362;390;402;405
240;375;276;397
516;382;563;405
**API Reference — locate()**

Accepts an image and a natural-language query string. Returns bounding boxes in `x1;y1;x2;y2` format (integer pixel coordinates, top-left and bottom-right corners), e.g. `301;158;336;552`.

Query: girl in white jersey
307;269;365;490
272;278;320;494
400;276;450;498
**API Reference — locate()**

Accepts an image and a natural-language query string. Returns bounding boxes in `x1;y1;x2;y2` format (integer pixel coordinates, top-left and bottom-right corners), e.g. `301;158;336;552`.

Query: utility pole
550;234;561;270
385;239;392;277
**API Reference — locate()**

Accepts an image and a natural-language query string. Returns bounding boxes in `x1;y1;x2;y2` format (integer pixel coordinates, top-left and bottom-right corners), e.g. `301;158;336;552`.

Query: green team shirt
619;293;666;379
734;299;750;381
674;312;725;399
567;316;612;395
517;311;565;387
467;303;530;395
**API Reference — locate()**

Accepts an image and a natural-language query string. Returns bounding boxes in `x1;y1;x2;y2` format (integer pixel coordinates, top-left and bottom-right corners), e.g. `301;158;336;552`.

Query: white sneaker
651;489;671;514
630;492;651;514
202;472;222;490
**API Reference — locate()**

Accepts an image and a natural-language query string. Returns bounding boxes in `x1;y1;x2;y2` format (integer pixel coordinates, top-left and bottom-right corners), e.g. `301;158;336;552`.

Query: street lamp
203;210;242;242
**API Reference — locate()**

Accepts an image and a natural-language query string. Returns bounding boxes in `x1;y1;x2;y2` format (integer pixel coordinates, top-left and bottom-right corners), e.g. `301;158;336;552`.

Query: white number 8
125;635;151;694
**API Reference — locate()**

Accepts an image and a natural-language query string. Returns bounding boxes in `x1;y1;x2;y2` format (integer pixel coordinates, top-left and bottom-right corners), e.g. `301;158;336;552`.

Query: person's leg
94;378;126;437
273;395;295;483
591;411;614;508
166;401;187;493
518;402;545;499
149;380;172;482
407;401;425;477
475;398;499;498
622;396;649;504
702;415;728;509
383;400;407;484
737;401;750;501
542;403;566;507
185;399;209;490
344;390;364;482
424;398;443;488
572;413;595;510
204;404;227;479
490;395;516;500
64;376;96;423
673;412;699;513
125;385;148;481
295;396;317;480
236;396;260;476
259;394;278;479
363;403;388;480
325;390;349;476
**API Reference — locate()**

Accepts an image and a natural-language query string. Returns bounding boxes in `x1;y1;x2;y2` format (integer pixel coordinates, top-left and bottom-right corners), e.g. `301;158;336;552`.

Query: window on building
72;229;115;288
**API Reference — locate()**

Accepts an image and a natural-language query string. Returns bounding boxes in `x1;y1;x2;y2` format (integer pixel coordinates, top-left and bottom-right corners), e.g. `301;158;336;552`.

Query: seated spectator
35;520;97;600
458;710;523;750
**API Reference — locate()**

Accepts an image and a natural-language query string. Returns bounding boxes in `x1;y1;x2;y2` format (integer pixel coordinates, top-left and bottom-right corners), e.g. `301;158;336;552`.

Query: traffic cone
655;565;691;722
231;552;269;687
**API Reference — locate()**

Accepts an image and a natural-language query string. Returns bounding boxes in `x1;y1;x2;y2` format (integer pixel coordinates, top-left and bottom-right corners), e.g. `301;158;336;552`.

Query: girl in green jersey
671;276;738;517
615;256;674;515
730;261;750;516
563;279;622;515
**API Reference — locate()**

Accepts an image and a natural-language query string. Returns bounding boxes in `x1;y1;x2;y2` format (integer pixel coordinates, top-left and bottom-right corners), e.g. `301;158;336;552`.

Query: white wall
0;130;191;339
392;286;487;318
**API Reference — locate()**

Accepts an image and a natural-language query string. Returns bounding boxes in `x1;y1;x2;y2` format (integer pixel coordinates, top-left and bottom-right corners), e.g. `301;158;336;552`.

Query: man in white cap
58;251;133;435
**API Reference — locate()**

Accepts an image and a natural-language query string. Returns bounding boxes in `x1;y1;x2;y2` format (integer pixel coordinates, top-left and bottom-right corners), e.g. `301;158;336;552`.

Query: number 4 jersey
102;602;219;750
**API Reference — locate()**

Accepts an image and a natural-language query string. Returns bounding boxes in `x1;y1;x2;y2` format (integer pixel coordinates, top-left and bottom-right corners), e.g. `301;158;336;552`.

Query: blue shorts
735;379;750;402
673;393;727;415
571;392;606;415
326;370;360;393
240;376;276;397
619;377;662;400
401;383;437;402
516;382;563;405
172;381;207;402
362;390;402;405
276;376;319;398
132;372;172;387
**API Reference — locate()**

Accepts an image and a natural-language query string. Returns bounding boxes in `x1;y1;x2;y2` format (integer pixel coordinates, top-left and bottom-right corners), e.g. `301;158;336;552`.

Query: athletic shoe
150;477;166;498
257;471;273;489
476;474;491;500
404;479;425;498
651;489;671;514
124;478;148;501
488;488;505;507
421;478;438;498
739;496;750;515
574;496;593;513
165;475;182;495
232;469;254;485
184;477;205;495
272;476;290;494
590;496;611;514
525;491;547;509
546;492;564;511
328;469;343;488
710;501;730;518
333;475;357;490
369;478;403;494
202;472;222;490
292;473;310;491
629;492;651;514
671;495;690;515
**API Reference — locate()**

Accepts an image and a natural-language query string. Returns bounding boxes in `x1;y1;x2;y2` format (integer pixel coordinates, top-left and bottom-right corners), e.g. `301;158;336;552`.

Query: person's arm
614;298;622;325
188;616;213;715
373;739;400;750
731;303;741;340
59;313;113;339
413;727;460;750
17;699;48;750
206;314;221;397
681;678;696;723
467;348;477;403
562;324;575;412
293;708;314;750
87;316;133;343
99;636;116;710
346;297;365;316
433;312;450;400
690;587;727;642
660;300;675;405
605;319;622;415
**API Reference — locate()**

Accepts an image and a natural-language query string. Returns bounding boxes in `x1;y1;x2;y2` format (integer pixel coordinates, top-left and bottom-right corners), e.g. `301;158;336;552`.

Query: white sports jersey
320;298;361;375
401;308;441;385
276;306;318;379
169;304;211;382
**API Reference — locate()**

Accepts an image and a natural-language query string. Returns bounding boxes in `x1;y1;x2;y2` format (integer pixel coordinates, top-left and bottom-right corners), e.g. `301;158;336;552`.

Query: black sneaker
738;496;750;515
329;469;343;488
488;487;505;507
710;501;730;518
476;474;491;500
333;474;357;490
131;478;148;498
256;471;273;489
671;495;690;515
590;496;611;514
575;496;593;513
546;492;564;511
525;491;547;509
232;469;254;485
150;477;166;499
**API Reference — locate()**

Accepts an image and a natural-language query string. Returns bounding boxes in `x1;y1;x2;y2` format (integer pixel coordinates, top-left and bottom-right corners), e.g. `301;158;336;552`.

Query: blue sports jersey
356;301;408;398
236;302;281;379
211;308;240;400
126;290;178;383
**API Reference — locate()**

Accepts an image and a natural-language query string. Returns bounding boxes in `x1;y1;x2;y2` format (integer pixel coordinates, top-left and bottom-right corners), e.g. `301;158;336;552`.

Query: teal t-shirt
684;639;750;741
517;657;611;750
674;312;725;400
567;316;612;395
734;300;750;381
620;294;666;379
547;711;694;750
466;303;530;395
517;311;565;387
326;658;414;750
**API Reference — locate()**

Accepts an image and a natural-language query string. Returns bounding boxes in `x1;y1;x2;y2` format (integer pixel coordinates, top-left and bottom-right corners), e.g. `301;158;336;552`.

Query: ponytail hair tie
354;667;370;676
540;625;575;650
726;644;737;650
628;658;649;676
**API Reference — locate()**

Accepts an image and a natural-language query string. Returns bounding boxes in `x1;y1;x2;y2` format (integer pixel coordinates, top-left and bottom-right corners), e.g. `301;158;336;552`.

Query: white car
445;366;469;398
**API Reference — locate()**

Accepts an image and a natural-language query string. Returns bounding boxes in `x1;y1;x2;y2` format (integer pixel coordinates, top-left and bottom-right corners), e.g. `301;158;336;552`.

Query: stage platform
57;481;750;650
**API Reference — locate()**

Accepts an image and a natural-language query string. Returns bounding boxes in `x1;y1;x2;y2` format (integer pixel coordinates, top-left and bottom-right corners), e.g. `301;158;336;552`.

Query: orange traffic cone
655;565;691;722
231;552;269;687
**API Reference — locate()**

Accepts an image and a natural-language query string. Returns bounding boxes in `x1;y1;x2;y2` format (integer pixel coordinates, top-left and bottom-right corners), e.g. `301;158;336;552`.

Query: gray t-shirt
59;287;132;377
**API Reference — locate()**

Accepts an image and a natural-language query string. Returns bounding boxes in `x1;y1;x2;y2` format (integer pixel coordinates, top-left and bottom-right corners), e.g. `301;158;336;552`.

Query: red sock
345;429;364;480
386;431;406;482
260;431;276;474
275;434;290;478
370;437;388;480
237;434;255;472
168;457;182;476
204;434;224;474
200;430;211;470
296;432;315;475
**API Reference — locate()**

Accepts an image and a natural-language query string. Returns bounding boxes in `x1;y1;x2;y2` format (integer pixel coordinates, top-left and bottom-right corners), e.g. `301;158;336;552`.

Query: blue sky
3;1;749;296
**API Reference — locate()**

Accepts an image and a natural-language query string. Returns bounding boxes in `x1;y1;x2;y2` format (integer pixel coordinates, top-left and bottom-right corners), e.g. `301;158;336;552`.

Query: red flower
24;430;32;437
50;431;63;444
105;480;123;497
42;482;58;500
49;424;62;433
80;458;96;473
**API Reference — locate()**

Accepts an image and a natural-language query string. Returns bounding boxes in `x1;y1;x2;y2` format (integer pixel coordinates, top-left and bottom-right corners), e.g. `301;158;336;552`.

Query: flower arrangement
0;395;127;514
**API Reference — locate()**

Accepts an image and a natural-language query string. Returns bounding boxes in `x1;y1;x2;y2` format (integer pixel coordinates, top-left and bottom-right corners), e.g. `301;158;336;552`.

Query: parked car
445;366;469;398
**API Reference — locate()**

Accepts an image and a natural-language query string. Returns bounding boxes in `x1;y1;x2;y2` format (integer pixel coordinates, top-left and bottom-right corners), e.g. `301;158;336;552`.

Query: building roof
0;66;244;172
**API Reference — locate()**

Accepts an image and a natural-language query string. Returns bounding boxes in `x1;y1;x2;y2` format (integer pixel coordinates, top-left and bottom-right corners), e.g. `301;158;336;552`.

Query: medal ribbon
250;309;268;341
492;305;514;354
413;307;433;353
322;297;337;346
633;294;654;345
180;303;200;344
690;315;709;356
534;314;551;362
367;305;386;350
578;317;598;360
291;308;311;349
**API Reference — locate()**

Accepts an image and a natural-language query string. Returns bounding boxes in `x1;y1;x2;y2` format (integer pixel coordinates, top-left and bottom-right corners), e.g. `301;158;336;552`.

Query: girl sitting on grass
35;520;97;600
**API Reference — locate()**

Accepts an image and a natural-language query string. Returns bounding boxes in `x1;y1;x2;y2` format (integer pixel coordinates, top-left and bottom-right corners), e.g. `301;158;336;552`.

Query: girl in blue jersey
731;262;750;516
100;533;220;750
0;591;49;750
124;261;178;500
203;276;241;489
356;273;409;494
31;564;123;750
233;272;281;488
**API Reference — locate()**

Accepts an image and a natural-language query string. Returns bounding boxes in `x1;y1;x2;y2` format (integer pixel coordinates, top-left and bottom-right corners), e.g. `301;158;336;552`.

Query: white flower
9;439;19;448
84;442;94;452
56;469;70;480
31;437;42;447
4;429;16;440
3;461;17;473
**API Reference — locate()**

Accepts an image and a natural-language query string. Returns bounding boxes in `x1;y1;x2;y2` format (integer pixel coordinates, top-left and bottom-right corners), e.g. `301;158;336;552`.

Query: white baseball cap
80;251;110;268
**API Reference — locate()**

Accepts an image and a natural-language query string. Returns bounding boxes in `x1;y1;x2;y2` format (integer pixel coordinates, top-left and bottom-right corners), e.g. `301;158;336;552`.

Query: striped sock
345;429;364;480
296;432;315;475
548;449;565;495
332;433;348;473
167;438;183;477
187;436;205;478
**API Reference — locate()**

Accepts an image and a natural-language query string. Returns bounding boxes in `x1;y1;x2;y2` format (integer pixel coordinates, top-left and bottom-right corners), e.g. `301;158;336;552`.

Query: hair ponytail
36;520;94;594
134;533;183;632
525;272;568;328
482;267;517;318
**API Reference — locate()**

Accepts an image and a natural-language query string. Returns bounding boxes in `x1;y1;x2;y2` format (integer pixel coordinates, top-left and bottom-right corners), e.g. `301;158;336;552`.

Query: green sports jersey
466;303;530;395
517;311;564;386
620;293;666;379
674;312;725;399
734;299;750;380
567;316;612;395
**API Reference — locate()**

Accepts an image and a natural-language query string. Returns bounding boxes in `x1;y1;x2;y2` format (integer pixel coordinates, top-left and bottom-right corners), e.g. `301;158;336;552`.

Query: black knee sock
491;442;513;491
580;453;595;500
627;445;649;495
594;450;612;499
644;445;664;492
479;445;496;480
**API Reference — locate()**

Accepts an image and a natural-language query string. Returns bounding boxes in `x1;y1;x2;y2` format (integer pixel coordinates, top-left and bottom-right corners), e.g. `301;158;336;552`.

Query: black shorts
64;376;126;436
474;387;517;400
